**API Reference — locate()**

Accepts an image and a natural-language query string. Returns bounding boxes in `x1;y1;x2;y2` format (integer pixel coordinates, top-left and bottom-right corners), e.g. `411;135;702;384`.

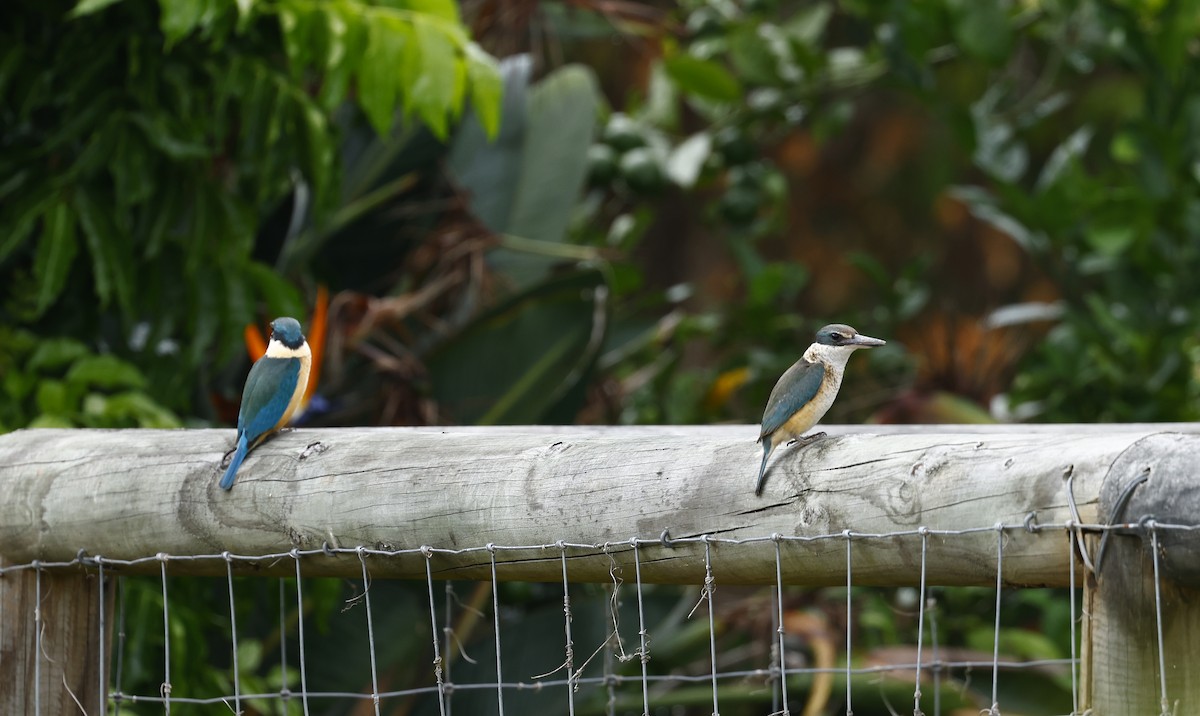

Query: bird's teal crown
270;317;306;349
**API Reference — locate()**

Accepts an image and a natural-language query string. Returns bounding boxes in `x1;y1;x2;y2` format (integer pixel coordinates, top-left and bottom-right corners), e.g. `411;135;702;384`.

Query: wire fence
7;517;1195;715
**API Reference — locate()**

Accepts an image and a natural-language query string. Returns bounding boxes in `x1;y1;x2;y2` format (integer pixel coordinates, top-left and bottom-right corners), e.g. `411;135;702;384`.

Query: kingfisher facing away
755;323;885;496
220;317;312;490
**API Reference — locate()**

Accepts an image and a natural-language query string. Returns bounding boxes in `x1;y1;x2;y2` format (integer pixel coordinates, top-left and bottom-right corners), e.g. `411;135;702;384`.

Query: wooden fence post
0;557;112;715
1083;433;1200;713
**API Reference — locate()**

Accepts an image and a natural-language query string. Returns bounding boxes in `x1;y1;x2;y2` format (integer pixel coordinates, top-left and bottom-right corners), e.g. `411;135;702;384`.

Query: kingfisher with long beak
220;317;312;490
755;323;885;496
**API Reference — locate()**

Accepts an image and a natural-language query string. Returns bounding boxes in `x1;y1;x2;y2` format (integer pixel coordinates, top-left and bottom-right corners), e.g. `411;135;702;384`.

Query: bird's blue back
759;358;824;440
238;356;301;443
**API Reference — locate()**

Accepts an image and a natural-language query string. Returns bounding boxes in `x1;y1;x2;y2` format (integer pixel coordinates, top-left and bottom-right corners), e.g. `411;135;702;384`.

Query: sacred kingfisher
220;317;312;490
755;323;884;496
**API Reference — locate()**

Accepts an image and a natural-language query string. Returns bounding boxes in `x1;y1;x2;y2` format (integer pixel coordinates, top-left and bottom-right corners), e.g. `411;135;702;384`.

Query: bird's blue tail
220;435;249;491
755;440;774;496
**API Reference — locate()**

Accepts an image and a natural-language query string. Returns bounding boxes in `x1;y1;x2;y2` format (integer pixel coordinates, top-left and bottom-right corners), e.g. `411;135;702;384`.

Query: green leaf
245;261;305;319
158;0;206;47
358;17;413;136
128;112;211;160
111;126;156;206
66;354;147;390
27;339;91;373
69;0;127;18
74;187;135;316
104;391;181;428
663;55;741;103
1036;126;1093;192
952;0;1013;64
397;0;459;23
448;55;531;233
729;25;779;85
465;44;502;138
0;205;38;267
1085;224;1137;256
784;1;832;47
666;132;712;188
314;3;364;109
33;201;79;316
36;380;71;416
409;22;458;138
505;65;599;245
28;414;76;429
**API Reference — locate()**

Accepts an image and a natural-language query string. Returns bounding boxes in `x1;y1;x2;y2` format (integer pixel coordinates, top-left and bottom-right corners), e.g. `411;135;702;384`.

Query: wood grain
0;557;111;714
1;425;1184;586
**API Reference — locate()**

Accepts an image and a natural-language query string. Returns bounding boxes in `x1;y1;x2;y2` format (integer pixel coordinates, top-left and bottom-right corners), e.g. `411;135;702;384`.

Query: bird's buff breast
278;353;312;430
775;372;840;446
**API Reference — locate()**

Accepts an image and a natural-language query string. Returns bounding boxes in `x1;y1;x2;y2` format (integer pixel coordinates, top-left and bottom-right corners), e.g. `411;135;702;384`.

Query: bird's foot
785;432;827;448
220;447;236;468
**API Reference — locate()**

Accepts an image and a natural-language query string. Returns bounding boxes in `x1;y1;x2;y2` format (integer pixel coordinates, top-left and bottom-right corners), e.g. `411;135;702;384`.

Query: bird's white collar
265;337;311;359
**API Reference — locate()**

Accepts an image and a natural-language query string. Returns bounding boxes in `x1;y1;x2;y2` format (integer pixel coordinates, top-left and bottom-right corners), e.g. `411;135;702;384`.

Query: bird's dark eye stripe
830;332;844;341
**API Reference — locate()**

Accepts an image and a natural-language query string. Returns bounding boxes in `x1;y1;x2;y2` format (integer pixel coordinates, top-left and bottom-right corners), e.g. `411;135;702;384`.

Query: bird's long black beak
849;334;886;347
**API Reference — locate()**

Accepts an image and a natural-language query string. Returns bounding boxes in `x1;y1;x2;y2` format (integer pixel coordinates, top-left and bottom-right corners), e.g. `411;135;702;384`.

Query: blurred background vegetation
3;0;1198;713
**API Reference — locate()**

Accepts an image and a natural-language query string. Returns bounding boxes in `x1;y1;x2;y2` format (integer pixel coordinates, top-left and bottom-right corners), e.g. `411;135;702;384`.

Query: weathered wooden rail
1;424;1198;713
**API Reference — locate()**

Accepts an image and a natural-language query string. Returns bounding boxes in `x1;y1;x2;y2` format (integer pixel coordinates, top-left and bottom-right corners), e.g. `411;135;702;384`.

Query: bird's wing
759;358;825;440
237;356;301;441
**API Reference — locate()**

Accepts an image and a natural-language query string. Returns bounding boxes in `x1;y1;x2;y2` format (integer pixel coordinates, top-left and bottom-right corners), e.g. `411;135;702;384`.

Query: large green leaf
401;0;459;23
448;59;599;288
465;43;503;138
26;338;90;373
427;269;608;425
407;20;457;138
506;65;599;244
66;354;147;390
358;17;415;136
663;55;741;103
448;55;532;232
33;200;78;316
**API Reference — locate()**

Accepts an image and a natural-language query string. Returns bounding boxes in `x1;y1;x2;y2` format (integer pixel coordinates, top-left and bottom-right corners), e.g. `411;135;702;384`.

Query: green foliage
916;0;1200;421
0;328;179;430
0;0;500;415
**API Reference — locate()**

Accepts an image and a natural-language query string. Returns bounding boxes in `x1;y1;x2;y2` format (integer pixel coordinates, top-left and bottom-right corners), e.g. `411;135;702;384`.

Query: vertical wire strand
34;562;42;716
772;535;790;715
357;548;382;716
632;540;651;716
159;556;171;714
114;575;126;716
224;554;241;715
1149;522;1171;716
559;544;577;716
929;588;940;716
703;536;720;716
989;525;1004;715
96;557;107;716
601;565;617;716
292;551;311;716
279;578;290;710
443;582;454;716
423;548;448;716
845;531;854;716
1068;523;1079;715
913;528;929;716
487;545;506;716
